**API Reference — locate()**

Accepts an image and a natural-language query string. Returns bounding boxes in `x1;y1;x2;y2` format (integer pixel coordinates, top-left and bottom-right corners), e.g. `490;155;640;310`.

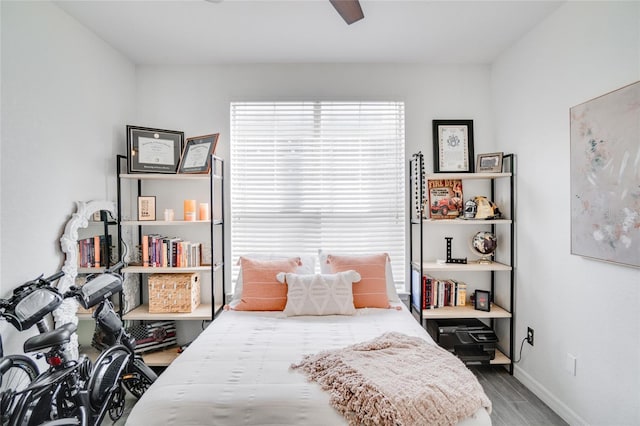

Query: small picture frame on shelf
474;289;491;312
476;152;504;173
127;125;184;174
137;196;156;221
432;119;474;173
178;133;219;174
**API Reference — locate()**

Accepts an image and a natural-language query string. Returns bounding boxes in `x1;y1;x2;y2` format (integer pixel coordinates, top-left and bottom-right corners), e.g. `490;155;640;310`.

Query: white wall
134;63;495;291
491;2;640;425
0;1;135;353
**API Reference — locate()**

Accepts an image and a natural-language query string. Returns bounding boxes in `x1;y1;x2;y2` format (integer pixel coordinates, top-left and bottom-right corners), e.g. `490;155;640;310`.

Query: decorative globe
471;231;497;263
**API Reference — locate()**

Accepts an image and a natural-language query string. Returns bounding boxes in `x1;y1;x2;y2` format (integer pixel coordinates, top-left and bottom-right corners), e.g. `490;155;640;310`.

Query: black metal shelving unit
409;151;516;374
115;154;225;365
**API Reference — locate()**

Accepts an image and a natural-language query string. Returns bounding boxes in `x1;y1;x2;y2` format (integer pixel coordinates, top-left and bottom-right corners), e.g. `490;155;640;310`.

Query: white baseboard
514;365;587;426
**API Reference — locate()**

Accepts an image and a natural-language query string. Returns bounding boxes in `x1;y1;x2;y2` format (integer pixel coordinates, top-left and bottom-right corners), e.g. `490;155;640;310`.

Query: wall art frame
476;152;503;173
570;80;640;268
432;119;474;173
127;125;184;174
178;133;219;174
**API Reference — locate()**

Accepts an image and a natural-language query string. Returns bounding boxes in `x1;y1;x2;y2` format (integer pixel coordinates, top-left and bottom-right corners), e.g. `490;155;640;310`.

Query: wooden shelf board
123;303;213;321
119;173;210;181
422;218;512;225
123;265;214;273
422;304;511;319
412;260;512;272
78;267;108;274
140;346;181;367
425;172;512;180
121;220;212;226
491;349;510;365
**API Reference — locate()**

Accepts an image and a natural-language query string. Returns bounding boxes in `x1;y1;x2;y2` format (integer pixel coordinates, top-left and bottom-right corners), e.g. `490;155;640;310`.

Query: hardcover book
427;179;463;219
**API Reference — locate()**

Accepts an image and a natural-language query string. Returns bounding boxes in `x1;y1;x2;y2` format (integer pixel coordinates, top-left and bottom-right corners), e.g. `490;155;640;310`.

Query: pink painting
570;81;640;268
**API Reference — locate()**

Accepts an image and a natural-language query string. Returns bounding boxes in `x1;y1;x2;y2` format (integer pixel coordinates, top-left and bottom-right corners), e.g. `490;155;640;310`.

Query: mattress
125;303;492;426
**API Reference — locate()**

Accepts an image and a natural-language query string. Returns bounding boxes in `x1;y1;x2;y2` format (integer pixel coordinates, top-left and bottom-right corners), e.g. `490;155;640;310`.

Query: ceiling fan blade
329;0;364;25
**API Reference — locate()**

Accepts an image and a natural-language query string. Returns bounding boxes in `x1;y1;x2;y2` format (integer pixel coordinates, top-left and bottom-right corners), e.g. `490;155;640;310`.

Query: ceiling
54;0;564;65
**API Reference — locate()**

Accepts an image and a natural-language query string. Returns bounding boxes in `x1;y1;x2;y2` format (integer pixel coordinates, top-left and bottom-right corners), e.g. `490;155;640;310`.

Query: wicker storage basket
148;273;200;313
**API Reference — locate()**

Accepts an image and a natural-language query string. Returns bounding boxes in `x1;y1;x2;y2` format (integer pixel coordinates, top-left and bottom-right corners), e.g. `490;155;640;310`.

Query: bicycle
1;263;156;425
61;262;157;421
0;345;39;425
0;270;75;425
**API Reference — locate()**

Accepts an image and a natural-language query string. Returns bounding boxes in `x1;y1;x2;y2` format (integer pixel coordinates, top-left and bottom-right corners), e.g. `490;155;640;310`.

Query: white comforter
125;304;491;426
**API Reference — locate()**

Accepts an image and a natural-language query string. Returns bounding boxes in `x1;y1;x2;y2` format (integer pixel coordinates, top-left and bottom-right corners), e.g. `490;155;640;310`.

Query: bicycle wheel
123;358;156;399
0;355;38;393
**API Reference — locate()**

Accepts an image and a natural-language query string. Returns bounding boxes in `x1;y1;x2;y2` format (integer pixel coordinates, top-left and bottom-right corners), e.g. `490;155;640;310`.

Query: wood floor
111;366;567;425
469;366;568;426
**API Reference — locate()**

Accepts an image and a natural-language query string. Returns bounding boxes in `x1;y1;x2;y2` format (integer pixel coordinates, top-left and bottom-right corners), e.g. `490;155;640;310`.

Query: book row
416;274;467;310
141;234;204;268
77;235;112;268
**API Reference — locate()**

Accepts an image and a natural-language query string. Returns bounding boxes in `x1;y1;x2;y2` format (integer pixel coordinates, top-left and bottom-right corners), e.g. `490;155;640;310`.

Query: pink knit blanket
291;332;492;426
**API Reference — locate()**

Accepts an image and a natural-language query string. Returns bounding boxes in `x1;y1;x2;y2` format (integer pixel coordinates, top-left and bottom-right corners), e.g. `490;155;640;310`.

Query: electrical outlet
527;327;534;346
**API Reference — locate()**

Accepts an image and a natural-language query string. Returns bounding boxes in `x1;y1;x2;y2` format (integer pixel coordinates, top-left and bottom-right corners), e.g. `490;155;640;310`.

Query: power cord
512;336;528;363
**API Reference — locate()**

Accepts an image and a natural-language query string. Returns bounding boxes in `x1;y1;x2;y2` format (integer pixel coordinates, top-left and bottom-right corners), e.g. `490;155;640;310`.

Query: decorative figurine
445;237;467;264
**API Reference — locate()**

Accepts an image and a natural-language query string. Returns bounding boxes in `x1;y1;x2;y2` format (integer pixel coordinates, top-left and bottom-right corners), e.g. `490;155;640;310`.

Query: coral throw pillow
326;253;390;308
233;257;300;311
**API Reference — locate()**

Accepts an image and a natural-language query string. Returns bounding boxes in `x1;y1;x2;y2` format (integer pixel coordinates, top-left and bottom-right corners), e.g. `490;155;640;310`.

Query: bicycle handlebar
43;271;65;284
104;261;124;275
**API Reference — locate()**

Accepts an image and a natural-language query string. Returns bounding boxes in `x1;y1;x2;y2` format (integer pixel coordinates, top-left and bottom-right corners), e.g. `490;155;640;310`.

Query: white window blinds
230;101;405;291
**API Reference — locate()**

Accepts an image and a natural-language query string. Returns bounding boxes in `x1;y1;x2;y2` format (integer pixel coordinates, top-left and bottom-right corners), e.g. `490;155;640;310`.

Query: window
230;101;405;291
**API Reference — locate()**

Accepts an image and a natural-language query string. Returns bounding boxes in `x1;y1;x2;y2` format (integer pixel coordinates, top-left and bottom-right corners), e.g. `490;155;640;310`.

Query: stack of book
78;235;112;268
417;274;467;309
140;234;203;268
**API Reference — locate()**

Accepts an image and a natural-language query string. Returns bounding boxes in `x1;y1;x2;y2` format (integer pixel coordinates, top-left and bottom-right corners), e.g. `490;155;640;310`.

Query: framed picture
432;120;474;173
476;152;503;173
127;125;184;174
137;196;156;221
474;289;491;312
570;81;640;268
178;133;219;174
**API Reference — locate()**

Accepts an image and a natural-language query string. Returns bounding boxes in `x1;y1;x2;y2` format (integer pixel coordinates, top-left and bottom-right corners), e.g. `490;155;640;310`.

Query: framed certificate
127;125;184;174
178;133;219;174
432;120;474;173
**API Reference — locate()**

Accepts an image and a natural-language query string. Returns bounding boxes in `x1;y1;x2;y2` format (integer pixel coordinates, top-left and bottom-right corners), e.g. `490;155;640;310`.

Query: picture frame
178;133;219;174
432;119;474;173
474;289;491;312
570;81;640;268
127;125;184;174
137;196;156;221
476;152;503;173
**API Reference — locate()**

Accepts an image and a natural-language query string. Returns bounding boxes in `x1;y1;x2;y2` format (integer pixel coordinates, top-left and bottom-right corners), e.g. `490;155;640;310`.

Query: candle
184;199;196;221
164;208;174;221
199;203;209;221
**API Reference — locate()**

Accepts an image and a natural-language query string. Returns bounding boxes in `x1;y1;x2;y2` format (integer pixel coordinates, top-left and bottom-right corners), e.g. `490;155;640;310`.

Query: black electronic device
427;318;498;364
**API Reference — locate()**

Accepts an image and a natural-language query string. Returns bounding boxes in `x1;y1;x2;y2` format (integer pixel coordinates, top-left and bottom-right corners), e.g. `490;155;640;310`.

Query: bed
125;254;492;426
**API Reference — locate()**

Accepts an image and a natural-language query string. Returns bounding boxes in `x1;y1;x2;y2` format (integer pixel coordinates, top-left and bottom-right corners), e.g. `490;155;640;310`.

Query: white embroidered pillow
276;271;360;316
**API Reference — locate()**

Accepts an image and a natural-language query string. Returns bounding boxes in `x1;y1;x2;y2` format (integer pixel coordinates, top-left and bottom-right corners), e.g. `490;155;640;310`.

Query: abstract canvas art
570;81;640;268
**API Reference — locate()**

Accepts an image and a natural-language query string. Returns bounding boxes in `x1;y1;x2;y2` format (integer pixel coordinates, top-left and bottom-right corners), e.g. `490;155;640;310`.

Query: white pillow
232;253;315;302
318;250;400;302
276;271;360;317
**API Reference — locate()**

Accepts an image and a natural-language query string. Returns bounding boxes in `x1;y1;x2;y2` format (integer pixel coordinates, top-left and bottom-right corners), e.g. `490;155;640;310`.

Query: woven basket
148;273;200;313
